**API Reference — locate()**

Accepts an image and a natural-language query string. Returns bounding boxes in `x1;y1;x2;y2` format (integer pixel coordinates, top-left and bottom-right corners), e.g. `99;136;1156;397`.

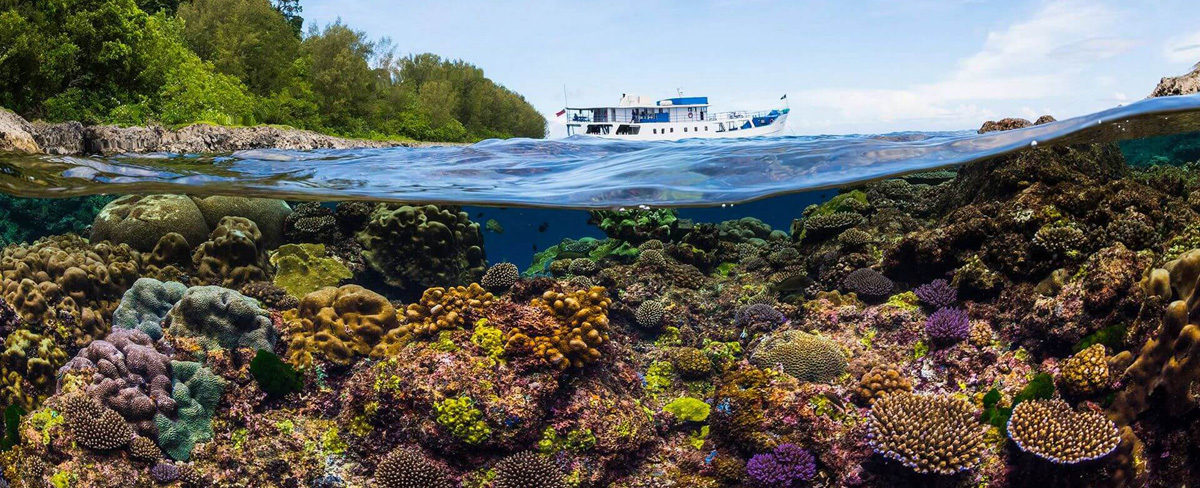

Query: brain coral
269;243;351;298
750;330;846;383
58;328;175;436
191;216;272;288
375;448;453;488
494;451;565;488
0;328;68;410
90;194;209;252
285;285;400;367
867;392;984;475
164;286;276;353
112;277;187;341
357;204;486;291
63;393;134;451
154;361;225;461
1007;398;1119;464
1056;344;1110;397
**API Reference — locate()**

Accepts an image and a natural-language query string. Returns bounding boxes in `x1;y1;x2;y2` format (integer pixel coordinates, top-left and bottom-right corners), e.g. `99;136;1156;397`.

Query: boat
562;94;789;140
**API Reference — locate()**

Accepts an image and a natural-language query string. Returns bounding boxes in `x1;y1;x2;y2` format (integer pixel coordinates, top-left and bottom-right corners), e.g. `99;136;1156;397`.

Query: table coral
1007;398;1119;464
866;392;984;475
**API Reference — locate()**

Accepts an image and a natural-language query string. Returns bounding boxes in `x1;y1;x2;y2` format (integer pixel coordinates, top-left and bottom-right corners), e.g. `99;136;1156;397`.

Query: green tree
303;21;377;133
179;0;301;97
273;0;303;38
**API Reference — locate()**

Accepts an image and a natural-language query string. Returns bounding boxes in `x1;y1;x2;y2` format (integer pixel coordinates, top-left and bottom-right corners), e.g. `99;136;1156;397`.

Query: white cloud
790;0;1132;133
1163;31;1200;64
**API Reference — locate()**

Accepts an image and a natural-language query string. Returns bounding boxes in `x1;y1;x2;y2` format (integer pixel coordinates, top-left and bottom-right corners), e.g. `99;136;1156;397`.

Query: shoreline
0;108;470;156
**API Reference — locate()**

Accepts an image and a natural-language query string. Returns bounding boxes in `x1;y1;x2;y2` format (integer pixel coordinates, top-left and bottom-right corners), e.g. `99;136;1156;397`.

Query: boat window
670;128;674;133
704;126;708;131
683;127;687;132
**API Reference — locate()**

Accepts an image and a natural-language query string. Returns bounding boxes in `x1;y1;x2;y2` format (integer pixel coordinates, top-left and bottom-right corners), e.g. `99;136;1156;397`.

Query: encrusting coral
269;243;351;298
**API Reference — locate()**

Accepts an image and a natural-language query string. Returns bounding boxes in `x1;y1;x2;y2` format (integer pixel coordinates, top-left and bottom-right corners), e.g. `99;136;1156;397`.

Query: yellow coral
507;286;612;370
284;285;400;367
397;283;494;337
1056;344;1109;396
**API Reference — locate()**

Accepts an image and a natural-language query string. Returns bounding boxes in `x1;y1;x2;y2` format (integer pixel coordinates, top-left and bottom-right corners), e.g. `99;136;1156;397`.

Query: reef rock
0;107;39;153
1149;63;1200;98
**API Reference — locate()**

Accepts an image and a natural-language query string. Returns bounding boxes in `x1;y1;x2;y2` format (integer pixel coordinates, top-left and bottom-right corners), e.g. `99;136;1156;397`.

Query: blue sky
304;0;1200;136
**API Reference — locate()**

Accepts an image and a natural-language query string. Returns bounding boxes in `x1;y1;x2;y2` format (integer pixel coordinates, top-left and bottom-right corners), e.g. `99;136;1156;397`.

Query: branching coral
1007;398;1119;464
507;286;612;370
750;330;846;383
746;443;817;488
397;283;494;337
634;300;664;329
842;268;893;299
481;262;520;292
284;285;400;367
63;393;133;451
866;392;984;475
924;307;970;346
914;279;957;308
1056;344;1109;397
357;204;486;291
854;367;913;406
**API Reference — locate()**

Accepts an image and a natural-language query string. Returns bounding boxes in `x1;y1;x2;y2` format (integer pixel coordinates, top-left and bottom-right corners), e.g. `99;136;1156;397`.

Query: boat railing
568;108;784;124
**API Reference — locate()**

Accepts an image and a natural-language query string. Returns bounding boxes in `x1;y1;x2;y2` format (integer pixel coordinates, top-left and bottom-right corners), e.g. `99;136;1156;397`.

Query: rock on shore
1149;63;1200;97
0;108;417;155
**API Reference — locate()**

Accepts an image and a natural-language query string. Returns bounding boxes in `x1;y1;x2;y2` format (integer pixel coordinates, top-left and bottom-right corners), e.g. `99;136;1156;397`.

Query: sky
303;0;1200;136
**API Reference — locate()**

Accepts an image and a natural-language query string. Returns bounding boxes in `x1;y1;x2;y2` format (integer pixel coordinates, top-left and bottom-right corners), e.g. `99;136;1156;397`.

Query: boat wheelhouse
564;94;788;140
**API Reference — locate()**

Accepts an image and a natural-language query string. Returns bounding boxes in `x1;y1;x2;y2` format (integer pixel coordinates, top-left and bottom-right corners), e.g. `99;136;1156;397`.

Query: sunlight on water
3;94;1200;208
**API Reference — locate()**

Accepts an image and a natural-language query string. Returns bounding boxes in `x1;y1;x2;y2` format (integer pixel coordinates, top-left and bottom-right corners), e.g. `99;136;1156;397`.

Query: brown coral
397;283;495;337
0;328;68;410
191;216;271;287
1007;399;1119;464
750;330;846;383
507;286;612;370
284;285;401;367
854;367;913;406
867;392;984;475
1056;344;1110;397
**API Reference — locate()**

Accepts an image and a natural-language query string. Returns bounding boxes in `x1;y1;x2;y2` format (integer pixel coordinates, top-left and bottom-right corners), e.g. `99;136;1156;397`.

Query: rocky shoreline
0;108;457;156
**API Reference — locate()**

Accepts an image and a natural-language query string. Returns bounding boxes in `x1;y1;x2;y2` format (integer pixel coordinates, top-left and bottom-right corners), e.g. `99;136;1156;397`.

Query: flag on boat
780;94;787;100
555;109;566;117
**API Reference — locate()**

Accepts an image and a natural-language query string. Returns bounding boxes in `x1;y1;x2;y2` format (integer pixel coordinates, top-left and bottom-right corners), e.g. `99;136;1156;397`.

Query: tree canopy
0;0;545;141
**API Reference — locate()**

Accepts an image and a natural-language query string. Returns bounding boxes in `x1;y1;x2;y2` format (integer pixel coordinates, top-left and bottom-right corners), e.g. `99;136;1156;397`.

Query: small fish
475;212;484;218
537;221;550;232
485;219;504;234
556;251;586;259
769;274;813;294
532;243;538;252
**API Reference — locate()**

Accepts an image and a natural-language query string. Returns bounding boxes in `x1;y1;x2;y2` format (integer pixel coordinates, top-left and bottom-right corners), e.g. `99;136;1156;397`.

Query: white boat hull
567;112;788;141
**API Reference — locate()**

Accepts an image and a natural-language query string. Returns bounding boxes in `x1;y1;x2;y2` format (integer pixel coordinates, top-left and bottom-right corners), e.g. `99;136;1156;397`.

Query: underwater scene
6;79;1200;488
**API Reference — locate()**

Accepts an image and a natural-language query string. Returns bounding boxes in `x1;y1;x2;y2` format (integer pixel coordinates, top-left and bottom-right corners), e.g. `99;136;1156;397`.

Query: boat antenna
563;84;569;109
676;87;683;97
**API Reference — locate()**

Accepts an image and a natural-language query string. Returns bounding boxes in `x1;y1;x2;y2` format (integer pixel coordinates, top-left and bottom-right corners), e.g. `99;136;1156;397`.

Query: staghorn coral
745;443;817;488
191;216;272;288
154;361;225;461
635;300;664;329
58;328;175;436
913;279;957;309
111;277;186;340
394;283;494;340
924;307;970;346
494;451;566;488
375;448;453;488
481;262;520;292
269;243;351;298
357;204;486;291
1056;344;1110;397
507;286;612;370
855;366;913;406
0;328;68;410
284;284;400;367
63;393;133;451
165;285;275;353
867;392;984;475
750;330;846;383
1007;399;1119;464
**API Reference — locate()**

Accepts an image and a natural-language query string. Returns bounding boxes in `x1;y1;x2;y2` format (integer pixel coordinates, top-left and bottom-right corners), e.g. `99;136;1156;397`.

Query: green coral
270;243;352;297
588;208;678;243
154;361;226;461
644;360;675;395
434;395;491;445
471;319;506;361
663;397;711;422
250;349;303;399
884;291;921;312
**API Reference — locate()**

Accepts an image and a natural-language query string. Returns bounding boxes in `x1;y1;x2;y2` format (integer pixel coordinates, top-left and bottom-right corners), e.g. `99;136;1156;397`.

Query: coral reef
165;285;276;353
269;243;352;297
191;216;272;287
358;204;486;292
284;284;400;367
750;330;846;383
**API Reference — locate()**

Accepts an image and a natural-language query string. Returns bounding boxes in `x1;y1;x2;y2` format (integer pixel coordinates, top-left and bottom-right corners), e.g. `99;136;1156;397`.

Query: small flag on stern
780;94;787;100
555;109;566;117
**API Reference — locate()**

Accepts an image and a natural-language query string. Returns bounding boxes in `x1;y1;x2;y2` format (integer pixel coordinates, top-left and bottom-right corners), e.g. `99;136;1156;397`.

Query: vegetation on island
0;0;546;141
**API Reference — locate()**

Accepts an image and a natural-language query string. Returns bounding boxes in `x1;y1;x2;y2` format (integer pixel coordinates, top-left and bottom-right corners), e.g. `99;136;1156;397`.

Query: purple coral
735;303;786;330
58;328;175;436
842;268;893;299
746;443;817;487
149;463;180;483
925;307;970;345
914;279;957;309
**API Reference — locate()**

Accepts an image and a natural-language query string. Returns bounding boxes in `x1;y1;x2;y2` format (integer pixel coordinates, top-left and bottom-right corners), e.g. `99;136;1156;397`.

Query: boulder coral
191;216;272;288
750;330;846;383
164;285;275;353
91;195;210;252
188;196;291;250
284;284;400;367
357;204;486;291
111;277;187;340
